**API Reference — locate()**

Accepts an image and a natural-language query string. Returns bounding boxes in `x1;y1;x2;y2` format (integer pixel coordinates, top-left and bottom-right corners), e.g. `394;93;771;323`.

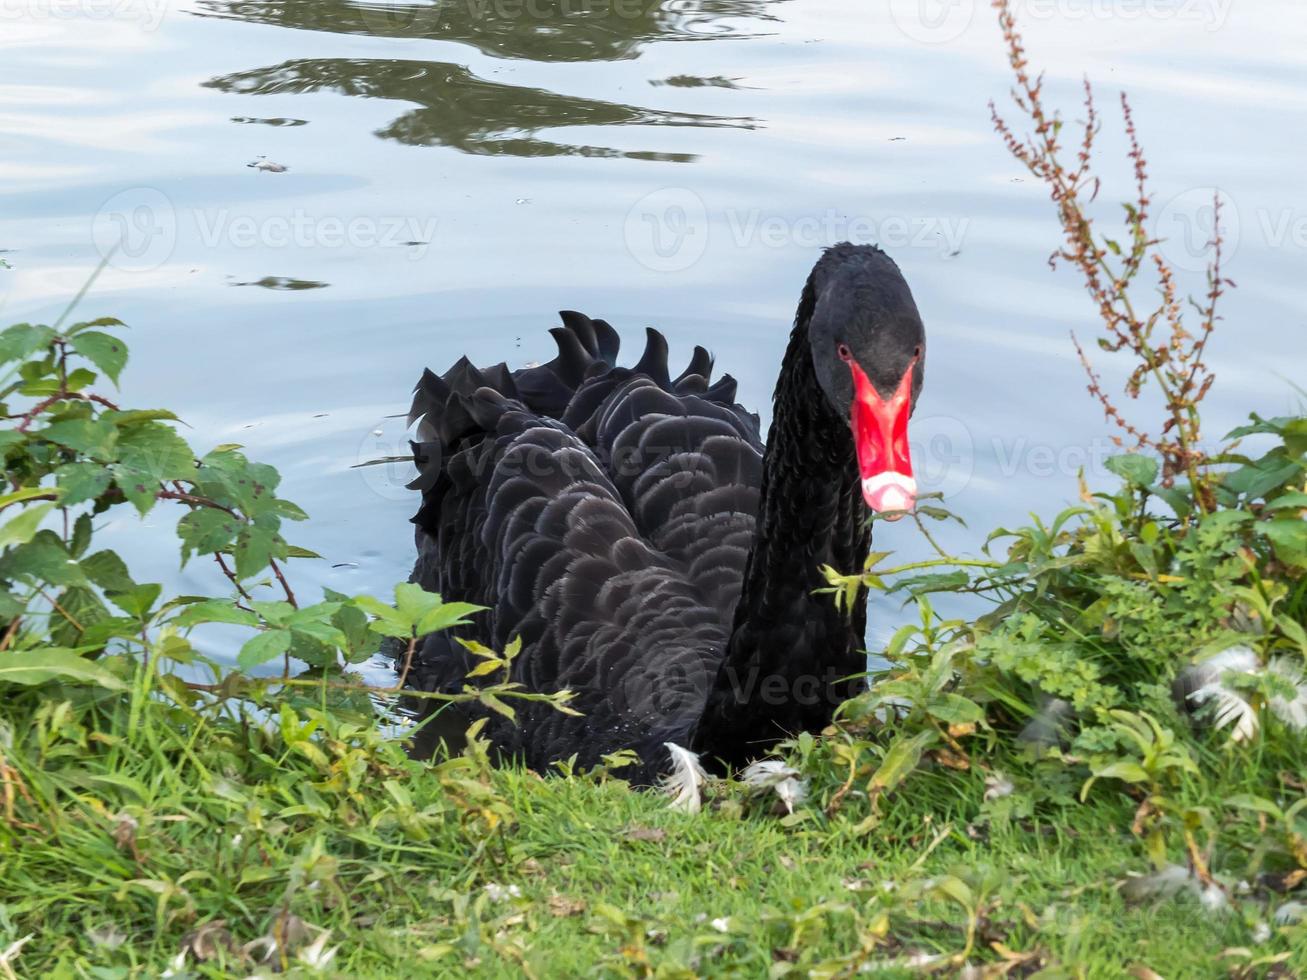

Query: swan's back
405;312;764;777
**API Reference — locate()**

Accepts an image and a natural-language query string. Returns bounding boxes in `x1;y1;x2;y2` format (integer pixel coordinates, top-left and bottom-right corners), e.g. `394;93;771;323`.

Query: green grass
1;684;1301;979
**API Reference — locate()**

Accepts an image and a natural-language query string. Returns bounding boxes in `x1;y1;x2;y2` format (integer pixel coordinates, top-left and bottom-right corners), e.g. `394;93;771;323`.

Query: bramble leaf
0;324;56;364
0;502;57;549
177;508;242;562
70;331;128;385
54;462;112;507
40;417;118;459
237;629;291;671
1105;453;1159;488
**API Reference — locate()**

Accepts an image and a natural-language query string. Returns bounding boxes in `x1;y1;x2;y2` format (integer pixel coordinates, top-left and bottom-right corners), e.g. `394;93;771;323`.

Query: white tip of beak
862;472;917;519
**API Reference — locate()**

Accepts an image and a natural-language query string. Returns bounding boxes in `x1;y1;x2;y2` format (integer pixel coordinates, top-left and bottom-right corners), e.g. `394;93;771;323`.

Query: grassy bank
0;684;1290;978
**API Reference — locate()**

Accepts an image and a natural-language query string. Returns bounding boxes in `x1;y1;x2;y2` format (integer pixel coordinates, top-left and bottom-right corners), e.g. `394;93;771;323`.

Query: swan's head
804;244;926;519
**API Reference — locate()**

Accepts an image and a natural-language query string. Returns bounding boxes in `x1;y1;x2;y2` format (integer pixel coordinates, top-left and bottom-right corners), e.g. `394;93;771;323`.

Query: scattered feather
740;759;809;814
1199;883;1229;913
1122;864;1196;902
1266;656;1307;731
180;919;238;961
0;935;33;980
483;882;522;902
242;936;277;963
87;924;127;949
159;950;188;979
247;156;289;173
111;811;142;859
296;931;339;971
1017;697;1072;747
710;917;731;933
661;743;709;813
1200;682;1260;742
984;773;1015;802
775;778;807;814
739;759;798;787
1180;648;1307;742
243;912;311;964
1178;645;1262;743
1177;645;1259;693
1274;901;1306;925
1122;864;1229;914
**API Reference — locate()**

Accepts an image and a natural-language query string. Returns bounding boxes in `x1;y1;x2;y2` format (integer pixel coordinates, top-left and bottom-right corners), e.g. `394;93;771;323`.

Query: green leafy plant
789;1;1307;952
0;298;581;974
0;309;575;727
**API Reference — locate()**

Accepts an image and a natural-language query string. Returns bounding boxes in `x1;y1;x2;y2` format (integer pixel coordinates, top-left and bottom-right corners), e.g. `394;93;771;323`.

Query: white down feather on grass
661;747;811;815
1179;645;1307;744
739;760;809;814
661;743;710;813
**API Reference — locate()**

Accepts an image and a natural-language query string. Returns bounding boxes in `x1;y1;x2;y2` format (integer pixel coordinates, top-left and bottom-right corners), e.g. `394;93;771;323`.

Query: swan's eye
913;344;923;360
837;343;853;362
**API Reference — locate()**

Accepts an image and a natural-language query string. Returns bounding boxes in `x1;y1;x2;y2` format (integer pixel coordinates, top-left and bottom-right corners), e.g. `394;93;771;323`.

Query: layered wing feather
404;313;763;778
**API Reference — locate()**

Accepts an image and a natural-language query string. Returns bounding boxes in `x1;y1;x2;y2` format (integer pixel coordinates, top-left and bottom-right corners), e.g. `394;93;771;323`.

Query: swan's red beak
848;358;916;519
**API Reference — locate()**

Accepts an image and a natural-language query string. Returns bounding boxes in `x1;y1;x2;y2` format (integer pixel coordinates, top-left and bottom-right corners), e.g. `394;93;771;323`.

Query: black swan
403;243;926;783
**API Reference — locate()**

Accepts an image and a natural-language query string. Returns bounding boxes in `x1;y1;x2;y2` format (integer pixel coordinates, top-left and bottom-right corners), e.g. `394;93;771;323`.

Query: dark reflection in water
652;74;742;88
191;0;778;63
230;276;331;290
230;116;311;127
204;59;755;158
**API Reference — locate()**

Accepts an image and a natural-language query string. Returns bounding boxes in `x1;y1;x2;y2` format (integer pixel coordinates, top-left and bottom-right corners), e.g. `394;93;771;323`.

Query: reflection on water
652;74;743;88
230;116;311;127
204;57;755;158
230;276;331;289
191;0;778;62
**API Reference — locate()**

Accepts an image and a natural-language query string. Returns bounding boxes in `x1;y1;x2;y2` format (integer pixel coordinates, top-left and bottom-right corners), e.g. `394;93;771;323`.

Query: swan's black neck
691;301;871;767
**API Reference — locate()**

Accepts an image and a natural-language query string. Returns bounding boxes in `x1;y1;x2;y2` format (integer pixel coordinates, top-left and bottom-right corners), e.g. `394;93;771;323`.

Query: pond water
3;0;1306;669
